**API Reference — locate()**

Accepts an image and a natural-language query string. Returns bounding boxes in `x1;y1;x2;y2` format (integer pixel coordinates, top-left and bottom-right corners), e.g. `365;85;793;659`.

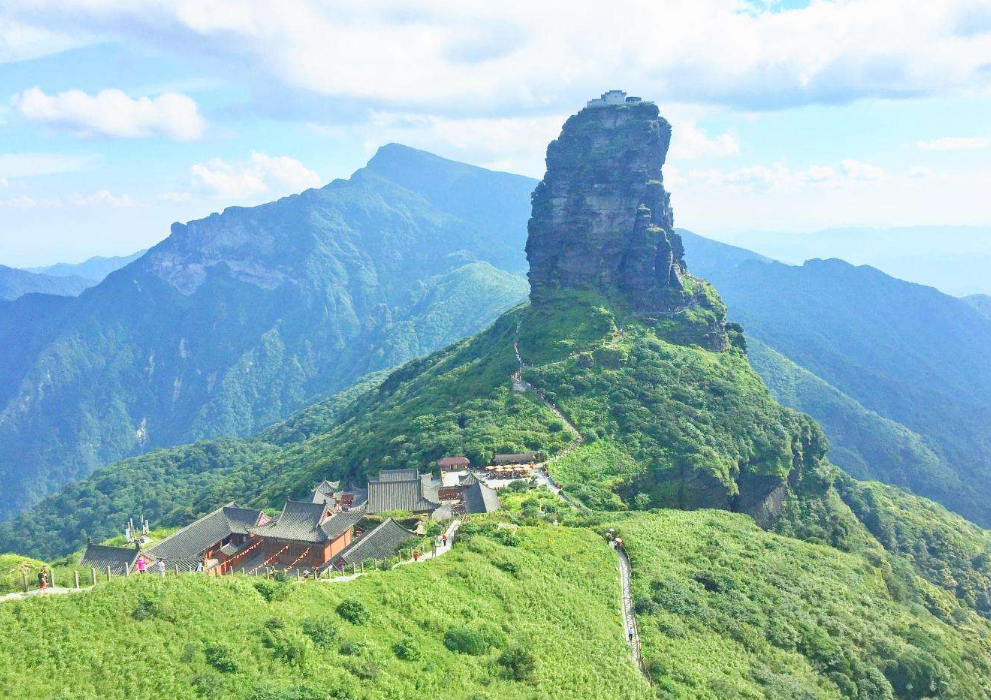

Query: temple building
366;469;442;515
145;502;268;572
79;543;154;576
333;517;415;568
249;501;364;570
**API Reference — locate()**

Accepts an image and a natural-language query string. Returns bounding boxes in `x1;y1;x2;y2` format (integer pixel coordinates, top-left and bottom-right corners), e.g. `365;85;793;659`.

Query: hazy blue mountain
0;265;92;300
681;229;991;525
0;144;533;521
25;249;148;283
964;294;991;321
724;225;991;296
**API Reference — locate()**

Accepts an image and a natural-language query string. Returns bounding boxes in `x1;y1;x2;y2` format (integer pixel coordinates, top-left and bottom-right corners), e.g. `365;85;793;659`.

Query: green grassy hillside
612;510;991;699
5;510;991;699
0;522;649;700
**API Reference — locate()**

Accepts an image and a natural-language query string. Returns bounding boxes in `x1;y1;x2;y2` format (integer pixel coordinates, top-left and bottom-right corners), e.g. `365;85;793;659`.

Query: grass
0;521;650;700
610;510;991;699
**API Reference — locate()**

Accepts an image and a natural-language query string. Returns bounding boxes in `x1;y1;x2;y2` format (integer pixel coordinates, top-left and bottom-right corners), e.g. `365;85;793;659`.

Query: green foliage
205;643;240;674
336;598;369;624
499;646;537;683
393;638;422;661
612;510;991;699
0;524;649;699
443;627;493;656
300;616;338;647
0;145;535;523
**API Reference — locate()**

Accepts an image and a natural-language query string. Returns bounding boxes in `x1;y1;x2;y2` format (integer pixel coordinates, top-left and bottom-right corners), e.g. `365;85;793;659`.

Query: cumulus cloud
190;152;321;199
14;86;206;140
3;0;990;113
916;136;989;151
672;159;892;194
68;190;135;207
908;166;935;179
842;159;886;181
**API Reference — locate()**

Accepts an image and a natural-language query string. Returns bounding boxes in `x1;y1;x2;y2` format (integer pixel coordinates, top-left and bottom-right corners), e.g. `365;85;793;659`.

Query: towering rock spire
525;93;689;311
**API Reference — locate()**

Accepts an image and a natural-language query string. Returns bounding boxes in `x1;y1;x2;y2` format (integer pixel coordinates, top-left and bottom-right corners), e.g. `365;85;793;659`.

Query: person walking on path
196;561;204;573
442;533;448;547
136;558;146;574
156;560;166;576
37;568;48;590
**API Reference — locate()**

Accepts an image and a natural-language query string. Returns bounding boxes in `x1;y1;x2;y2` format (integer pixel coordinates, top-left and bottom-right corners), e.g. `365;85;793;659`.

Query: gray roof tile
147;502;262;561
336;518;414;565
79;544;141;575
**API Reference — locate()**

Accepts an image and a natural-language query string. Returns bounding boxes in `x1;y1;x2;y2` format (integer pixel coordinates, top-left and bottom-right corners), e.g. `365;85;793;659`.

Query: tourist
37;568;48;590
195;561;204;573
442;533;448;546
136;558;146;574
156;560;166;576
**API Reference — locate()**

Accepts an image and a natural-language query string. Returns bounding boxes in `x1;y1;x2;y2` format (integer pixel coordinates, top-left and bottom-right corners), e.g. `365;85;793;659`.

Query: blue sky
1;0;990;267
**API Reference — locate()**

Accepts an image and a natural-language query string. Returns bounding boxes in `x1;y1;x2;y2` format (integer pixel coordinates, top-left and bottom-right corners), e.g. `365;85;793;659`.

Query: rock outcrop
525;95;690;312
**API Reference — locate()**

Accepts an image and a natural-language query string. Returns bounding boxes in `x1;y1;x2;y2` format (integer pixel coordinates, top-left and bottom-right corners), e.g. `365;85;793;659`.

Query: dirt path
615;543;646;674
1;586;86;603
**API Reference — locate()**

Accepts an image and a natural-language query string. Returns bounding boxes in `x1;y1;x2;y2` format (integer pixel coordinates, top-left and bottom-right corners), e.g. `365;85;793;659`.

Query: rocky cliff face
525;100;691;312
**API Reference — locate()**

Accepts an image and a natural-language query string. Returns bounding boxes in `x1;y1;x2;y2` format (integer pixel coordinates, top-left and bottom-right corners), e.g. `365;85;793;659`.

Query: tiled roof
147;502;263;561
310;480;341;504
79;544;141;576
253;501;362;544
376;468;419;482
493;452;536;464
463;479;501;514
367;477;440;514
438;456;470;468
336;518;414;565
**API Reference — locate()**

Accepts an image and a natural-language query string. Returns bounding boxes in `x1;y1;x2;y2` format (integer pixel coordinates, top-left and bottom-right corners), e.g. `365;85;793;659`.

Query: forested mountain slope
0;144;533;521
680;230;991;526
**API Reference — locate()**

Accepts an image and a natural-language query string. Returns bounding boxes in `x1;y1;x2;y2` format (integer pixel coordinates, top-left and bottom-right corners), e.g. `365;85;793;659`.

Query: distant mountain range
25;250;147;283
0;265;92;301
0;144;533;521
680;229;991;526
723;226;991;296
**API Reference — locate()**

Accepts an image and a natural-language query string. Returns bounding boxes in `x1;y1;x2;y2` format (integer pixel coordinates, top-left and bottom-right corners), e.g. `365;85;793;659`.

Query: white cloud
842;159;886;181
159;191;193;203
190;152;321;199
68;190;135;207
669;121;740;160
0;196;61;209
916;136;989;151
0;152;96;178
0;177;7;188
908;166;935;179
4;0;991;113
14;86;206;141
672;159;891;194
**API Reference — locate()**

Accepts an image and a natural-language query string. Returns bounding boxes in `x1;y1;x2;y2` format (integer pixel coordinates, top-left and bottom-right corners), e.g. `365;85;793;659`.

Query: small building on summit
366;469;442;515
79;543;153;576
586;90;644;108
250;501;364;570
145;502;268;572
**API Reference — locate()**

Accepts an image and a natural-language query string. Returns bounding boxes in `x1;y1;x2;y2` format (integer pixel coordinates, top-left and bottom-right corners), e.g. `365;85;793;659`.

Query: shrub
205;643;239;673
394;638;422;661
352;660;380;680
337;598;369;624
498;646;536;682
269;629;313;669
339;639;367;656
253;579;291;603
301;616;338;647
444;627;492;656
